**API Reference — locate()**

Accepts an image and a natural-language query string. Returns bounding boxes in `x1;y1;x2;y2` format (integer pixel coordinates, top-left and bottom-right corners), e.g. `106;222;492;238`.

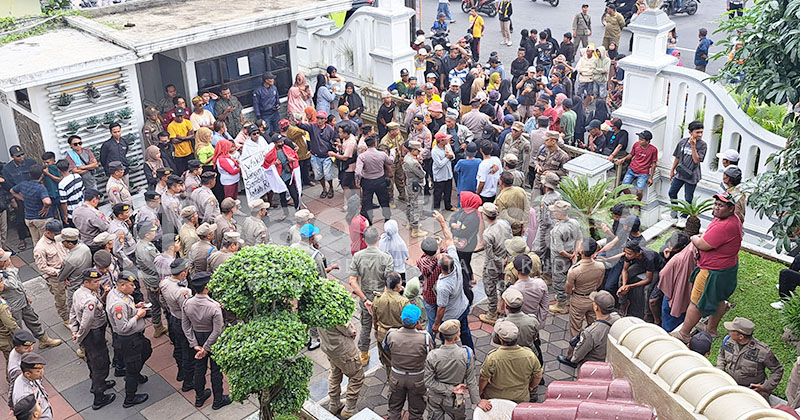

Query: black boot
92;393;116;410
195;389;212;407
122;394;149;408
212;395;232;410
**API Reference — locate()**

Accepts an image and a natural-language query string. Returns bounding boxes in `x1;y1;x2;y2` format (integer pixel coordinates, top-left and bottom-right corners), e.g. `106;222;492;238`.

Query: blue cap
299;223;320;238
503;114;515;125
401;304;421;324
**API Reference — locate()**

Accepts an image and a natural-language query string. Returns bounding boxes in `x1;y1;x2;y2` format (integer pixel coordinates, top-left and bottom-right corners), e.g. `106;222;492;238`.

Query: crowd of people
0;2;780;419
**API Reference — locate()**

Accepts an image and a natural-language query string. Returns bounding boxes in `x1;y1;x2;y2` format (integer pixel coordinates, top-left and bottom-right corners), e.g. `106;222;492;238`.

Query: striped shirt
448;68;468;84
58;173;84;217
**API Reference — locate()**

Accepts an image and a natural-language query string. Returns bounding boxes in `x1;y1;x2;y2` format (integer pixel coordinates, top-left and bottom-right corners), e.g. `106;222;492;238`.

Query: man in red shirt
615;130;658;201
417;237;442;342
671;192;742;343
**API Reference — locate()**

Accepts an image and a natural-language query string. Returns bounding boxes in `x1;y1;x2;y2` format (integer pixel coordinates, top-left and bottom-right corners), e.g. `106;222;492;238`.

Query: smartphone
144;303;153;308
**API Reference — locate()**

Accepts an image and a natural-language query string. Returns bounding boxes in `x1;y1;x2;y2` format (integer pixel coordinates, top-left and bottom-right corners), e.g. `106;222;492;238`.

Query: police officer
477;203;512;325
383;305;432;420
0;252;61;349
424;319;486;420
532;172;561;284
57;228;93;315
207;231;242;273
108;203;136;268
71;189;109;245
717;317;784;398
191;172;219;224
188;223;216;276
372;272;410;378
136;191;163;250
566;238;605;338
135;220;168;337
403;140;428;238
161;175;185;235
318;318;364;418
11;353;51;419
497;288;540;361
159;258;193;392
290;224;327;278
184;160;203;197
141;106;162;148
355;134;394;222
8;330;34;383
240;199;270;246
532;131;569;195
70;268;116;410
181;272;232;410
559;290;621;368
214;198;239;249
380;122;407;207
179;206;200;257
549;200;582;314
106;271;151;408
106;161;132;206
12;393;42;420
154;167;172;197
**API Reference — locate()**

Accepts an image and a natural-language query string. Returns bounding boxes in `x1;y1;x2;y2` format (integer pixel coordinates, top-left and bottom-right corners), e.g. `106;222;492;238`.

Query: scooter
602;0;638;25
461;0;497;17
430;30;450;50
530;0;559;8
660;0;700;16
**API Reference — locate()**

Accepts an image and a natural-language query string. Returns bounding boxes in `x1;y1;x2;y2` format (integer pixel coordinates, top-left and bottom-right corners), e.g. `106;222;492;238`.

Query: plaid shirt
417;254;442;305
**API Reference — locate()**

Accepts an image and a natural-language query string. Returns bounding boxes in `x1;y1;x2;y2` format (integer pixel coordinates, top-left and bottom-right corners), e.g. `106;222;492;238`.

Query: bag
676;163;694;179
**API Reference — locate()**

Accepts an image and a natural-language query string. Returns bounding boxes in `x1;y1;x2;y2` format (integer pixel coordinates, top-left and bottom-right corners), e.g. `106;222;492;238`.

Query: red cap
316;110;328;118
434;131;452;141
278;119;290;130
428;102;443;113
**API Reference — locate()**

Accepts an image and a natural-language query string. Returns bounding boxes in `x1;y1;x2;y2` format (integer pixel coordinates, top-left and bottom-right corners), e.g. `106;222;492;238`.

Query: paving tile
60;379;95;413
48;359;91;392
201;400;257;420
140;392;195;420
124;413;147;420
17;264;40;281
43;378;79;420
182;413;209;420
145;340;177;373
64;414;85;420
77;393;141;420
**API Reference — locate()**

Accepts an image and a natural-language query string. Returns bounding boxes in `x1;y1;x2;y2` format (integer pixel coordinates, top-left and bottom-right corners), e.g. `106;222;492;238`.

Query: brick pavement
0;183;580;420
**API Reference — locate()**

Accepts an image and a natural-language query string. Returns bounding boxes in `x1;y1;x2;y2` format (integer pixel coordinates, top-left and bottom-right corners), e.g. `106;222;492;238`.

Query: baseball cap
724;317;755;335
712;192;736;205
689;331;713;355
174;108;185;116
407;140;422;150
92;232;115;246
590;290;615;312
548;200;571;213
9;145;24;157
401;304;421;324
421;237;439;254
294;209;314;224
588;119;602;129
502;114;515;125
108;161;125;172
316;110;328;119
494;320;519;342
434;132;452;141
511;121;524;132
299;223;320;238
439;319;460;335
716;149;740;162
400;68;409;76
45;219;63;233
93;250;112;268
465;142;478;157
637;130;653;141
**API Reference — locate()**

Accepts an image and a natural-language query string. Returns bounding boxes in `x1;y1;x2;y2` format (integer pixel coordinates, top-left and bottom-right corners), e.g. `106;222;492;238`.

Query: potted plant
65;120;81;136
84;116;100;131
102;112;117;127
113;81;127;97
57;93;73;111
669;198;714;236
557;174;643;237
85;82;101;103
117;107;133;120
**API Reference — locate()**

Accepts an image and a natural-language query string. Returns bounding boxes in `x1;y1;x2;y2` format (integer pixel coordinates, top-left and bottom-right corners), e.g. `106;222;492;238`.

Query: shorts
622;167;650;191
340;171;355;188
311;155;333;181
595;82;608;98
577;82;595;97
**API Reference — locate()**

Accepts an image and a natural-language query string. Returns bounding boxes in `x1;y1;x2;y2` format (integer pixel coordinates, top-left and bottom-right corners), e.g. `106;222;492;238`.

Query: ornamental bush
209;244;355;418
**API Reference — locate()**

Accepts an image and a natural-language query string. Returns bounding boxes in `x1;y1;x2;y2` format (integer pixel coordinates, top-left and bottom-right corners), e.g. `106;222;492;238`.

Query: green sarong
690;264;739;317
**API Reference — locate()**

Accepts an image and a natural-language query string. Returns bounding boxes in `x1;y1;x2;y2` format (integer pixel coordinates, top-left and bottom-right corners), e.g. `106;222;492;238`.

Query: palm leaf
668;197;714;216
557;175;643;225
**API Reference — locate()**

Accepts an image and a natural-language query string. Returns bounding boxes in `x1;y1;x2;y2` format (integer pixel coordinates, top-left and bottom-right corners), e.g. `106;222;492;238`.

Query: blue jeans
439;306;475;350
602;259;623;298
437;2;452;21
263;111;281;136
622;167;650;191
668;178;698;218
424;301;437;342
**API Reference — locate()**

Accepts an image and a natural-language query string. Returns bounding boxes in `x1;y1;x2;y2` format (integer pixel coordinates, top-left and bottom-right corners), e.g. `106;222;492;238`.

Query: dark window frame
195;42;291;109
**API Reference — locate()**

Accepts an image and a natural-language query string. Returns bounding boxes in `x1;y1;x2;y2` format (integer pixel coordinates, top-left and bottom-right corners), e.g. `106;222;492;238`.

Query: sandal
669;329;691;344
17;241;26;250
279;214;287;221
319;191;327;198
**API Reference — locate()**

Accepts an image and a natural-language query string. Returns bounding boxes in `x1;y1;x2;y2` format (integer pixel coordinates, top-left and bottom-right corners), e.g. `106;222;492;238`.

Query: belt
391;367;424;376
119;331;144;338
573;291;592;297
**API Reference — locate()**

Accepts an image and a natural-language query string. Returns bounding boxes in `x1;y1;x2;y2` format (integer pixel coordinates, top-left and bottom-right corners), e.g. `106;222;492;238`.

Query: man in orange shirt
468;8;485;62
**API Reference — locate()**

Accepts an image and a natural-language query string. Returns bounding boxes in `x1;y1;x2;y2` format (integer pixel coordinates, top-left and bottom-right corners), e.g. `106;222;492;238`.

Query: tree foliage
556;174;642;227
713;0;800;253
209;245;356;417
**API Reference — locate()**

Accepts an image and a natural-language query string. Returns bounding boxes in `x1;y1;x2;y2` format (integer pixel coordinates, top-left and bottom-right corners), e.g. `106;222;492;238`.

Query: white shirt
476;156;503;198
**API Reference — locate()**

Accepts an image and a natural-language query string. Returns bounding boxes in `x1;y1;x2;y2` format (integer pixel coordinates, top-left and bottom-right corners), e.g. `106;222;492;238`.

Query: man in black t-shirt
600;119;629;159
535;32;555;74
618;240;665;320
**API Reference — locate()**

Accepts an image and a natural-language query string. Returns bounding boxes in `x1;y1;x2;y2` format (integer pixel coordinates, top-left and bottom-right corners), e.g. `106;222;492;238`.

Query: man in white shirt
476;142;503;202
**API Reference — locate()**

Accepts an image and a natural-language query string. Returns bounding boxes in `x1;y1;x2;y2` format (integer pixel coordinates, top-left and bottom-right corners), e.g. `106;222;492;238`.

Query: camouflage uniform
380;132;407;202
532;146;569;194
533;190;562;278
403;153;426;229
550;217;582;304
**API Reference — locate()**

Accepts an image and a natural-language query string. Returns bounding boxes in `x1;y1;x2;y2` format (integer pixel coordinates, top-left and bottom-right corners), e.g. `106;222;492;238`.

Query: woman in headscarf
589;97;610;124
338;82;364;118
195;127;215;167
498;78;512;104
346;194;369;255
287;72;312;121
470;72;485;101
312;73;336;113
379;219;409;281
487;72;501;92
211;139;240;200
450;191;483;284
571;94;588;146
607;41;619;61
143;145;164;190
459;72;476;115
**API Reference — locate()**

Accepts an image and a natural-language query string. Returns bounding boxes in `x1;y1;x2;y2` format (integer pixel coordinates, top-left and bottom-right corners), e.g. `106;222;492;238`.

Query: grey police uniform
0;266;44;338
12;375;52;420
161;192;183;234
106;288;152;401
181;294;225;402
72;203;110;244
135;240;163;326
70;285;111;401
136;206;162;242
191;186;219;224
58;243;93;310
109;219;136;264
188;240;215;276
159;277;193;388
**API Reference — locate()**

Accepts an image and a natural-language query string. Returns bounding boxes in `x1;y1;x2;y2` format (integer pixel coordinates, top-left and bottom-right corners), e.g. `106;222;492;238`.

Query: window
195;42;291;108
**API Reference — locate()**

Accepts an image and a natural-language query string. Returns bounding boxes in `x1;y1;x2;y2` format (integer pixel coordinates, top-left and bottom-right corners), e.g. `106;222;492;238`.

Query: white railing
660;65;785;183
307;14;377;87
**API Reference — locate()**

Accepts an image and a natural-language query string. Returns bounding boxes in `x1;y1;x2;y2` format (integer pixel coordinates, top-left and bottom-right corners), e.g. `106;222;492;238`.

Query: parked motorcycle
461;0;497;17
661;0;699;16
601;0;638;25
430;30;450;50
530;0;559;8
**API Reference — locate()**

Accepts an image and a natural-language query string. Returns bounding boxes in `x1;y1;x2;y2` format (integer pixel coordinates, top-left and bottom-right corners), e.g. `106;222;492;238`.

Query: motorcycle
530;0;559;7
660;0;699;16
461;0;497;17
601;0;638;25
430;30;450;50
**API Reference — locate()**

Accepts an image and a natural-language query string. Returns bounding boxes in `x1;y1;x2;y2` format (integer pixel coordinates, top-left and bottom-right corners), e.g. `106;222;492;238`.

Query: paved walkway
0;182;579;420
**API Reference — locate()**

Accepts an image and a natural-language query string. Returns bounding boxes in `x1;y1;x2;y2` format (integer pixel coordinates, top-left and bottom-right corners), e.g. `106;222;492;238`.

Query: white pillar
613;8;677;227
368;0;416;89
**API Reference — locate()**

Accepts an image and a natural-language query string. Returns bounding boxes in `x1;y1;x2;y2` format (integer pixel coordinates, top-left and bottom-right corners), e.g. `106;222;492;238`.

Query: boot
76;347;86;359
479;312;498;325
411;228;429;238
152;323;168;338
38;333;62;349
341;408;358;419
389;202;397;209
549;301;568;314
63;321;70;329
360;350;370;366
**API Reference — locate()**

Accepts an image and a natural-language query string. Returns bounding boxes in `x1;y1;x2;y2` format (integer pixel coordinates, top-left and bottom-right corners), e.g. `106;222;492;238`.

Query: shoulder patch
87;303;94;311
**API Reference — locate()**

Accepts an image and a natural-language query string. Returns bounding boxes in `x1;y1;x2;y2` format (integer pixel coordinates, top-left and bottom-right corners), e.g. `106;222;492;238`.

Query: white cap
716;149;740;162
415;35;425;44
527;66;537;73
418;47;428;55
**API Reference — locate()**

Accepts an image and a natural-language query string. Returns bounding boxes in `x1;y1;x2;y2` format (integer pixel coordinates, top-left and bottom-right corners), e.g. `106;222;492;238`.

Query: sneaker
771;301;785;310
307;337;320;351
676;218;687;229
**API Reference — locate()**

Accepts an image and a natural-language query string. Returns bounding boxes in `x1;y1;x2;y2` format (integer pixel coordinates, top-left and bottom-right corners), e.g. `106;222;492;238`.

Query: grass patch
647;232;792;397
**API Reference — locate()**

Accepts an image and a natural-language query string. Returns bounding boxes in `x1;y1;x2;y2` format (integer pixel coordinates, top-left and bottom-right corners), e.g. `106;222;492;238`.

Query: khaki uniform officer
188;223;216;276
191;172;219;225
240;199;270;246
477;203;512;325
380;122;407;205
136;191;163;245
496;288;540;357
161;175;185;235
549;200;582;314
135;220;168;338
159;258;193;392
57;228;93;314
0;263;19;362
560;290;621;368
318;320;364;418
70;268;116;410
107;271;152;408
72;189;109;245
383;304;433;420
717;317;783;398
213;198;239;249
32;221;69;324
181;272;232;410
566;238;605;338
207;231;243;273
480;320;543;403
179;206;200;257
372;272;410;378
532;172;562;283
403;140;428;237
424;320;485;420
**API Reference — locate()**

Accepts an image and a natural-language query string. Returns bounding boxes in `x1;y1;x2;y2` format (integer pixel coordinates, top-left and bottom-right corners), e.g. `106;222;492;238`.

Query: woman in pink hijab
288;73;312;121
